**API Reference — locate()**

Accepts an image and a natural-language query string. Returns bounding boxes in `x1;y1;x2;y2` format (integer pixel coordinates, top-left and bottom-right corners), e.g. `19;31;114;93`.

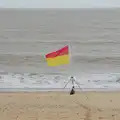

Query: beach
0;8;120;120
0;92;120;120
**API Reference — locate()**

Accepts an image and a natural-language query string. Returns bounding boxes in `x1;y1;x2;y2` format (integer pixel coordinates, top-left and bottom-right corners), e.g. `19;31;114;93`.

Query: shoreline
0;88;120;93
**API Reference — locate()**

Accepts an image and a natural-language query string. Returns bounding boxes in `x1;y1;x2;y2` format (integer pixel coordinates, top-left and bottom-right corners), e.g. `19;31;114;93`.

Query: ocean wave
0;72;120;91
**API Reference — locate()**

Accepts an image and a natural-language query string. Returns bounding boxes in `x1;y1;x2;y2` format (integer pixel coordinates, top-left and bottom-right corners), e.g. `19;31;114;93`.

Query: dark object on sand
70;86;75;95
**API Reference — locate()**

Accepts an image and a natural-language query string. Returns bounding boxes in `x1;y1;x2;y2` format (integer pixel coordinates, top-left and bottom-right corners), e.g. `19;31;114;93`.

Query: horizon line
0;7;120;9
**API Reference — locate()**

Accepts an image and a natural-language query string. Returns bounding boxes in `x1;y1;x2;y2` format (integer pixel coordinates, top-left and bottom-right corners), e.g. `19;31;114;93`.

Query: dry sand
0;92;120;120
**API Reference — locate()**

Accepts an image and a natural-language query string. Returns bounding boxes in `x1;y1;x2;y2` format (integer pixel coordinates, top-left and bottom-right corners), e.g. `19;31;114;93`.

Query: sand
0;92;120;120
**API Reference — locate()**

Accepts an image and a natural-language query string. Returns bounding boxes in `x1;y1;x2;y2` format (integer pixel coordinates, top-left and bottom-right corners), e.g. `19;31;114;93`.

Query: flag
45;45;70;66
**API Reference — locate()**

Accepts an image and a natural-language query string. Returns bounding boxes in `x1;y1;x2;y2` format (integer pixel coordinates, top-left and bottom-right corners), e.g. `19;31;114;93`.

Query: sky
0;0;120;8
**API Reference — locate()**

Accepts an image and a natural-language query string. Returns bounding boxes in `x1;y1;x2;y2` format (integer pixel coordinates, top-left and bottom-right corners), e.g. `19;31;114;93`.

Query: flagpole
69;41;72;60
69;40;73;76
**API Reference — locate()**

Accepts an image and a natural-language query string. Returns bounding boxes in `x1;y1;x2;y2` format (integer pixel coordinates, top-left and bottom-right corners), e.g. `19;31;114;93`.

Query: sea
0;8;120;91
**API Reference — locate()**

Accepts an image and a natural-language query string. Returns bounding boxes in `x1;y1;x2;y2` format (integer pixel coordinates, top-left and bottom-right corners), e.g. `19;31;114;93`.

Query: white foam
0;72;120;91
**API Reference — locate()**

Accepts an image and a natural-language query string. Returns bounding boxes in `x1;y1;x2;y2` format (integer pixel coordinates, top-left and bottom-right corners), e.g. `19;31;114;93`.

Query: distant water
0;8;120;78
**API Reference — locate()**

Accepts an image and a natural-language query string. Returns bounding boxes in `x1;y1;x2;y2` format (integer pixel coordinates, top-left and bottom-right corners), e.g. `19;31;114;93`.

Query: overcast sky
0;0;120;8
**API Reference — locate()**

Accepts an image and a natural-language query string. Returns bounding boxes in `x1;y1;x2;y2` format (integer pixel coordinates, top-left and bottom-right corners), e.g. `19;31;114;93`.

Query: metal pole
63;79;71;89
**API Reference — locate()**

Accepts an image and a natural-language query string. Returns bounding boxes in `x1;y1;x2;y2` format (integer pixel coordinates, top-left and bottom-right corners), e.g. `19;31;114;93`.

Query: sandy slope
0;92;120;120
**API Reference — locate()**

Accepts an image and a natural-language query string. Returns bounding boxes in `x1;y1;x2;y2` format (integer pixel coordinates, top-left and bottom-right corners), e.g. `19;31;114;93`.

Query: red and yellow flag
45;45;70;66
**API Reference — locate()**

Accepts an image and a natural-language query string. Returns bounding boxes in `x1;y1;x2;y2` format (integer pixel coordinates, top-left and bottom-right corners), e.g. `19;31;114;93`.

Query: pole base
70;87;75;95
